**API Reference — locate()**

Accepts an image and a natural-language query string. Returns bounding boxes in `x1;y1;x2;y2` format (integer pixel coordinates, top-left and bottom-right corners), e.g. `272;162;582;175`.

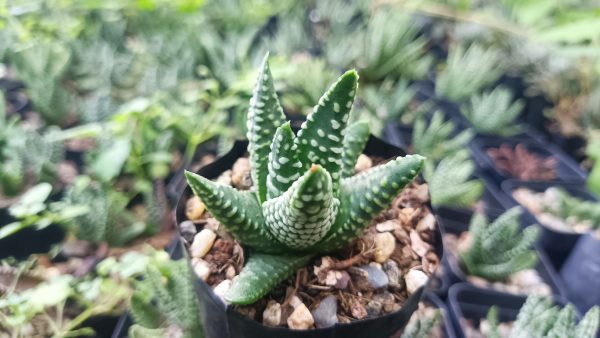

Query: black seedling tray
470;137;586;185
500;180;597;269
422;291;457;338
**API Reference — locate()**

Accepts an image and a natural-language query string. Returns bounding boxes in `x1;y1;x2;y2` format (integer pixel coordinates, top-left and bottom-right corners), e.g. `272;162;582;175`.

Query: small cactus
459;207;539;282
185;54;425;305
486;295;600;338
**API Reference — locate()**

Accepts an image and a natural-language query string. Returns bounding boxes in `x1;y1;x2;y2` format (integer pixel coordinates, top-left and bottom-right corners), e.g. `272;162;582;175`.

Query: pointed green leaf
185;171;285;253
246;53;286;203
295;70;359;194
263;165;339;250
575;306;600;338
266;122;302;200
226;253;313;305
315;154;424;251
341;121;370;177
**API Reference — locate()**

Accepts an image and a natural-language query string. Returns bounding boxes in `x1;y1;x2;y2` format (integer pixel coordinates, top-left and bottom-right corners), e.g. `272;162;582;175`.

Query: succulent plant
462;86;524;136
486;295;600;338
401;308;442;338
459;207;540;282
435;44;504;101
185;54;425;305
412;111;474;163
129;258;204;338
426;150;483;208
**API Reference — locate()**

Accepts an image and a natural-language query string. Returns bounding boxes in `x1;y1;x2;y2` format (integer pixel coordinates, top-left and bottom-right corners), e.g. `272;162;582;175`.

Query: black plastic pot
500;180;597;269
559;233;600;313
173;136;443;338
422;292;457;338
548;132;587;164
0;210;65;260
447;283;570;338
435;206;567;299
470;137;586;185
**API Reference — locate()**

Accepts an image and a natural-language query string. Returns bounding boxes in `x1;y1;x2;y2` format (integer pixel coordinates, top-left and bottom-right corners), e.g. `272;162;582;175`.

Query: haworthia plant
185;54;425;305
459;207;540;282
426;150;483;208
486;295;600;338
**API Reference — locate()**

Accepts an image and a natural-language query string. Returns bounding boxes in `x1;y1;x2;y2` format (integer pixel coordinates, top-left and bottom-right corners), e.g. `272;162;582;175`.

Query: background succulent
459;207;540;282
185;55;425;305
486;295;600;338
435;44;505;101
412;111;474;163
462;86;525;136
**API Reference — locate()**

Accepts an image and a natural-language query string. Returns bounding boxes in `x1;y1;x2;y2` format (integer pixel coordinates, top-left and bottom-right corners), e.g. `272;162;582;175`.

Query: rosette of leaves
412;111;474;163
486;296;600;338
462;86;525;137
185;54;425;305
425;150;483;208
459;207;540;282
435;44;504;101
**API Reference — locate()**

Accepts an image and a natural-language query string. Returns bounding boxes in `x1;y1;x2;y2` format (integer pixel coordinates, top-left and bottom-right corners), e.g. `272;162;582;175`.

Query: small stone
236;306;257;320
287;303;314;330
179;220;197;243
263;300;282;327
410;230;431;257
361;264;389;289
216;170;232;185
192;259;211;281
375;232;396;263
334;271;351;289
348;267;371;291
289;295;303;309
405;269;428;294
311;295;338;328
231;158;252;190
213;280;231;301
366;300;382;317
383;260;402;289
190;229;217;258
350;298;368;319
186;196;205;221
376;220;400;233
373;291;396;313
354;154;373;173
225;265;237;279
416;213;436;232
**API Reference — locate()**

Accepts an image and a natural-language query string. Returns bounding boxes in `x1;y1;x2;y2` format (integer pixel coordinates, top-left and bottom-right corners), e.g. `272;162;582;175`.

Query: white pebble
190;229;217;258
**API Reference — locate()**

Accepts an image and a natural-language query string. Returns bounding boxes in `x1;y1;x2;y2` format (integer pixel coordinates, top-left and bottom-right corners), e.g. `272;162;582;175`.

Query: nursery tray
470;137;586;185
447;283;571;338
435;206;568;300
171;136;444;338
500;179;597;269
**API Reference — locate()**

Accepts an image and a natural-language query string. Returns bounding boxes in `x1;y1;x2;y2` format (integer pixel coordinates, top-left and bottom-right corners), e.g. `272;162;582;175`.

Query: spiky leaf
341;121;370;177
266;122;302;200
225;253;313;305
314;154;424;251
246;53;286;203
575;306;600;338
295;70;358;194
185;171;285;253
264;165;339;250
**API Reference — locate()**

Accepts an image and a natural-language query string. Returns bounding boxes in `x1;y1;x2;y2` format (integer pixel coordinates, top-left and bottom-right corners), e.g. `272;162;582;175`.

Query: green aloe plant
462;86;525;136
426;150;483;208
435;44;504;101
459;207;540;282
185;54;425;305
486;296;600;338
412;111;474;163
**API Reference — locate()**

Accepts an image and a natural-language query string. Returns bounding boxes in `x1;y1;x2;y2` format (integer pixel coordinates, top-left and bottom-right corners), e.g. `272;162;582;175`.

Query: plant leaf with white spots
341;121;370;177
246;53;286;203
314;154;424;251
295;70;358;194
185;171;286;253
266;122;302;200
263;165;339;250
225;253;313;305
